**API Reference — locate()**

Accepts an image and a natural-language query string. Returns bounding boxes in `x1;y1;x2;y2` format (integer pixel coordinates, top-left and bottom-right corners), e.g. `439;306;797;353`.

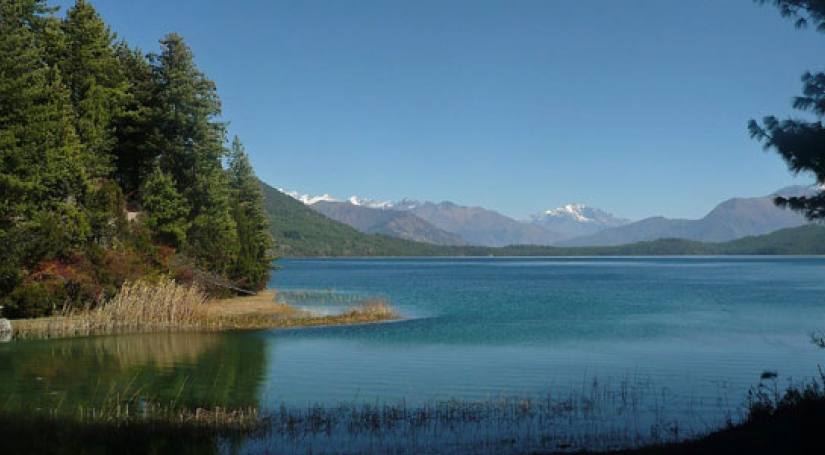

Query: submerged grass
10;279;399;340
3;373;824;454
0;376;683;455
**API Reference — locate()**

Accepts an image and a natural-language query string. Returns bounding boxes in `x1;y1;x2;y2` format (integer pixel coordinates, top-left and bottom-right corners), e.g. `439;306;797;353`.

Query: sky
54;0;825;220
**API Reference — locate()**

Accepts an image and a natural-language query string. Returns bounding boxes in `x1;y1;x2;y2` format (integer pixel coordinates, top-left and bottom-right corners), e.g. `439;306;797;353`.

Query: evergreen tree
227;136;272;290
139;167;189;247
57;0;128;179
1;0;91;310
0;0;90;253
1;1;275;315
152;33;224;192
751;0;825;219
187;179;239;274
112;43;158;198
757;1;825;31
151;33;238;271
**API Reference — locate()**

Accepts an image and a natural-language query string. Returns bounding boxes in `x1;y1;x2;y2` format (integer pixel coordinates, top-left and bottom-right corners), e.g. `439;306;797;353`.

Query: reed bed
1;375;702;454
69;402;262;432
12;279;209;339
0;400;262;455
10;280;400;340
4;372;802;454
273;298;399;329
242;376;713;455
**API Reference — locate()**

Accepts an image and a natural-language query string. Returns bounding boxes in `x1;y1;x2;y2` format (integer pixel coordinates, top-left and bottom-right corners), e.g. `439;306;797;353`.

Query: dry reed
11;280;399;340
71;402;263;432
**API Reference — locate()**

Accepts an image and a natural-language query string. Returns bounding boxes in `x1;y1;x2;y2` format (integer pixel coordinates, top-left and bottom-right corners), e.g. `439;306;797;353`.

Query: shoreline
9;287;399;341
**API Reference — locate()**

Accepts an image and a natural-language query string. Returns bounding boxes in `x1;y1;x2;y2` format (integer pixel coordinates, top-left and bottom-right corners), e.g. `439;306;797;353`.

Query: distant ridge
531;203;630;240
397;201;563;246
559;186;814;246
260;180;448;257
311;200;467;245
260;180;825;257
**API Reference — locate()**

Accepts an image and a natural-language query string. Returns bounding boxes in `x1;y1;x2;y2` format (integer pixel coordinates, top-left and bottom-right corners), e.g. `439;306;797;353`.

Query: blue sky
56;0;825;220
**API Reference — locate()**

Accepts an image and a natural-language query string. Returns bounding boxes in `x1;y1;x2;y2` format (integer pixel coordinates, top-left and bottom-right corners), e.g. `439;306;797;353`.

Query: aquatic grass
69;402;263;432
5;372;813;454
10;281;400;340
11;278;209;340
245;377;702;454
0;375;696;454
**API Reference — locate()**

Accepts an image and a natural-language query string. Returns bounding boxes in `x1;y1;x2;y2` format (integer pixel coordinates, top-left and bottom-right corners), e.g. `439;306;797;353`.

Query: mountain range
278;185;813;248
261;178;825;257
559;186;812;246
311;200;467;245
530;204;630;240
393;200;563;247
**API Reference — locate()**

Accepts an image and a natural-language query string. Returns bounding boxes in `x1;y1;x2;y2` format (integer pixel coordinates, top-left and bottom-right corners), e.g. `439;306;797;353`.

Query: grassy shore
9;279;398;340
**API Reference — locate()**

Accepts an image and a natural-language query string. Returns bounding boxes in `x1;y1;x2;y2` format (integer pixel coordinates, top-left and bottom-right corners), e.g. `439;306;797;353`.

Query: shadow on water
0;331;270;454
0;331;268;412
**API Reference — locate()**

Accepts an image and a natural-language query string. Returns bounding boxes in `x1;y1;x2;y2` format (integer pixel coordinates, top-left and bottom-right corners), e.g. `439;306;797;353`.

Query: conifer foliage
751;0;825;219
0;0;273;318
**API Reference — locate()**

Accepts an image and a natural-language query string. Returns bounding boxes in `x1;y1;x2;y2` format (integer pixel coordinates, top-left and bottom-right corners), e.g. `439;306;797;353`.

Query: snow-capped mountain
278;189;567;246
398;201;564;246
278;189;466;245
278;189;339;205
531;204;630;240
347;196;395;209
559;187;813;247
279;189;395;209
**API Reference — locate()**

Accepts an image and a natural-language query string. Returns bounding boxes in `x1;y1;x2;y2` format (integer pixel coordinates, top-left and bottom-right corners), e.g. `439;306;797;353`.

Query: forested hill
488;225;825;256
260;181;449;257
1;1;271;318
261;178;825;257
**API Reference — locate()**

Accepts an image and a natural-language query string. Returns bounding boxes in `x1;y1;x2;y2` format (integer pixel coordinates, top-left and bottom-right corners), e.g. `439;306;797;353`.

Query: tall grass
12;279;209;339
11;280;399;340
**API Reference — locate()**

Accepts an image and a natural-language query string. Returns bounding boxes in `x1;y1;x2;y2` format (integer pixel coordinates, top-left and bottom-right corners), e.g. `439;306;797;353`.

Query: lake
2;257;825;452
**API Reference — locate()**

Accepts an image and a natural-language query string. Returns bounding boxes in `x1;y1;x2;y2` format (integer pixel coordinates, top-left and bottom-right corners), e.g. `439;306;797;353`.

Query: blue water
4;257;825;452
262;257;825;411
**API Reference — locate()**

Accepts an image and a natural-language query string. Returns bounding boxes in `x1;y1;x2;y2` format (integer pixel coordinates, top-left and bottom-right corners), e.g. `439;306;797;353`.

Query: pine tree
1;0;91;305
751;0;825;219
112;43;158;198
0;0;90;252
2;1;274;315
187;178;239;274
151;33;238;272
152;33;224;192
227;136;272;290
57;0;128;179
139;167;189;247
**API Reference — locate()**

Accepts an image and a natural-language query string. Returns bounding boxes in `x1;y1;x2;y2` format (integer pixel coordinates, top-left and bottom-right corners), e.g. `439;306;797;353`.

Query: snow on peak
544;203;593;222
348;196;394;209
532;203;629;228
279;188;397;209
278;189;338;205
392;198;421;210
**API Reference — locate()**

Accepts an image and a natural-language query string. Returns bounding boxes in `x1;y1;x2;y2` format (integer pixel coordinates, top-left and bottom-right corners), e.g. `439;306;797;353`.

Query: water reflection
0;331;268;412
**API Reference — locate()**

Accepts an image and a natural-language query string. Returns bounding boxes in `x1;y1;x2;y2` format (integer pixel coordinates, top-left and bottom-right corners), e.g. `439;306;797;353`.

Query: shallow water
2;257;825;452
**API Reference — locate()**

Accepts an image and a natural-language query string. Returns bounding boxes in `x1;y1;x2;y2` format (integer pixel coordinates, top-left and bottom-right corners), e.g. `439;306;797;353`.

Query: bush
2;280;68;319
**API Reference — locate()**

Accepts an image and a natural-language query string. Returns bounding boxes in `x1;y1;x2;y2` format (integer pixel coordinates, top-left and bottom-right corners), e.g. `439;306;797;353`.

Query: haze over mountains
311;200;466;246
559;186;812;246
279;186;813;248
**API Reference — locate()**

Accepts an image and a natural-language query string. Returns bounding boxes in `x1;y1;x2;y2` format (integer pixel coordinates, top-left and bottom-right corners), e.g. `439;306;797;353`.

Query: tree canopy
0;0;272;318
